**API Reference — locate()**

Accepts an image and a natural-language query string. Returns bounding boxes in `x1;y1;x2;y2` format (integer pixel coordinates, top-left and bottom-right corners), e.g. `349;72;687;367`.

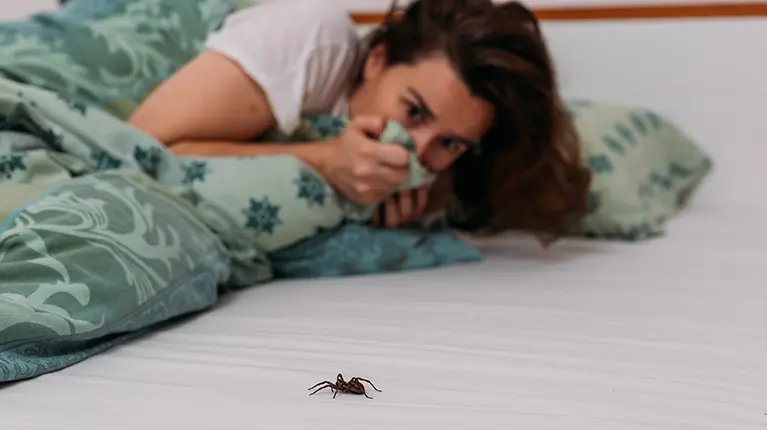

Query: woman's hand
371;187;430;228
324;115;411;205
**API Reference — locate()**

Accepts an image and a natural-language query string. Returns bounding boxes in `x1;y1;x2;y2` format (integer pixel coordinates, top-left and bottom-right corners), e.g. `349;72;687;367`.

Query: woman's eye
406;103;424;122
441;138;466;152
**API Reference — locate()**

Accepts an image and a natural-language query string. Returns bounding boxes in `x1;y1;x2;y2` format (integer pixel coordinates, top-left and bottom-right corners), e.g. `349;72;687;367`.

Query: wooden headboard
351;2;767;24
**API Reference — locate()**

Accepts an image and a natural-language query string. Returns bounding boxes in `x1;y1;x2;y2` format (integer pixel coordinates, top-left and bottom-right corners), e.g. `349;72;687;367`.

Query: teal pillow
567;100;713;240
270;222;483;278
0;0;235;119
0;171;230;382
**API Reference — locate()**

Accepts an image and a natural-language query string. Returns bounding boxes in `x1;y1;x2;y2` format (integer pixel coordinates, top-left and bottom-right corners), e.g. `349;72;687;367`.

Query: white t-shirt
205;0;363;135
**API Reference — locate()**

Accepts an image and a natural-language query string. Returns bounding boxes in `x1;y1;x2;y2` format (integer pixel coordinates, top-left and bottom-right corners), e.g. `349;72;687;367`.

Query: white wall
540;18;767;212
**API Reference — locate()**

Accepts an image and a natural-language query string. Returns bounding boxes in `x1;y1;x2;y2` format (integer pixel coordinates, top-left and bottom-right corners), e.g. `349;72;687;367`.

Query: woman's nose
408;126;440;160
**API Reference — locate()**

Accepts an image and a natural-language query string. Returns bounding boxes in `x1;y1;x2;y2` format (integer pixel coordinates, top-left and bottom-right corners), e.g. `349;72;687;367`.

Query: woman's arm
129;50;277;146
130;50;336;171
168;139;336;174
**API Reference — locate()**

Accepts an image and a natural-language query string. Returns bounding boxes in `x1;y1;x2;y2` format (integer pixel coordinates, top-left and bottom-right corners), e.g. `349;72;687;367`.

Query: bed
1;2;767;429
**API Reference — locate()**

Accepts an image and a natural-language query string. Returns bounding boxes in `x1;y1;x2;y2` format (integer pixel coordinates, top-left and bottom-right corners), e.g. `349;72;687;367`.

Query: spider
308;373;383;399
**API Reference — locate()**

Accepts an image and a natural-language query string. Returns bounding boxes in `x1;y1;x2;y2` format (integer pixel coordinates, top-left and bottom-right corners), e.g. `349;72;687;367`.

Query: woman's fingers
372;187;431;228
347;116;411;168
384;197;401;228
414;186;429;216
349;115;387;138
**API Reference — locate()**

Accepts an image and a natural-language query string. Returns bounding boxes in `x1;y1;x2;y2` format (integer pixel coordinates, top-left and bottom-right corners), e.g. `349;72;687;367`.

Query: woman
129;0;591;242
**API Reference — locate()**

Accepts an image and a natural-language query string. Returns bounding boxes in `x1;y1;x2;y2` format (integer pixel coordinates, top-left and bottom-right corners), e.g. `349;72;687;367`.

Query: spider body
308;373;382;399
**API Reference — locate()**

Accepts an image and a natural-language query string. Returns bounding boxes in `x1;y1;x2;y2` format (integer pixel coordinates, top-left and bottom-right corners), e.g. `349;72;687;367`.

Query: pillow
270;221;483;278
177;115;485;285
0;170;230;383
178;119;435;253
0;0;235;119
255;115;484;279
567;99;713;240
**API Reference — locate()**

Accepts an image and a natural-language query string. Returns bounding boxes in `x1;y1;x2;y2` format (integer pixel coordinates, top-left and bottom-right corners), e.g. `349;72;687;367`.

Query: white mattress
2;193;765;429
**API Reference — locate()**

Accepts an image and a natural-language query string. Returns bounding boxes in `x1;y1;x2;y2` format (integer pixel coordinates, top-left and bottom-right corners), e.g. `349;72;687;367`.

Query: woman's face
350;46;494;173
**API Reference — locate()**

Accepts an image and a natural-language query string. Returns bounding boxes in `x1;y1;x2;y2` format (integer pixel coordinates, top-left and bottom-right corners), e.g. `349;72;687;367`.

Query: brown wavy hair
361;0;592;244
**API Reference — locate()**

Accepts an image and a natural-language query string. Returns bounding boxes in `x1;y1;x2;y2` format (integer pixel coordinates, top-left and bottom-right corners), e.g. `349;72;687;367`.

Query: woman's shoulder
223;0;357;41
204;0;363;133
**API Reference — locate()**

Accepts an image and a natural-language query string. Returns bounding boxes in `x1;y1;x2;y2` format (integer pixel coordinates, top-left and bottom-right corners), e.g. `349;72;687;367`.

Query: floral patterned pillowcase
177;120;434;254
565;100;713;241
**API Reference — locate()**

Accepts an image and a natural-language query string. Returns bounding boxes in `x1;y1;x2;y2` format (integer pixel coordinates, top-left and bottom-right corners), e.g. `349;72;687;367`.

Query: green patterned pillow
0;0;235;120
179;118;435;256
567;100;713;240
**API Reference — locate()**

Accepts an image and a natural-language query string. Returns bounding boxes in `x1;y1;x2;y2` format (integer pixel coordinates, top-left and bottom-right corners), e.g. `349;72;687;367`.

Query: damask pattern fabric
0;171;230;382
0;0;236;120
567;100;713;240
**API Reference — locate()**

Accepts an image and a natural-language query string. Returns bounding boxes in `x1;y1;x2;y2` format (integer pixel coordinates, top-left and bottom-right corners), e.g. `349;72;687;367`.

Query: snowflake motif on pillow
0;154;26;179
133;146;163;177
243;196;283;235
293;168;327;207
90;148;122;170
182;161;210;184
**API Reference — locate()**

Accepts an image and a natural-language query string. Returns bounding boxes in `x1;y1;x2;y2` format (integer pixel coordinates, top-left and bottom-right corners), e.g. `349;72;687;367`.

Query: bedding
0;76;478;382
20;0;712;245
5;0;480;282
566;100;712;240
0;0;236;120
183;114;439;287
0;171;230;382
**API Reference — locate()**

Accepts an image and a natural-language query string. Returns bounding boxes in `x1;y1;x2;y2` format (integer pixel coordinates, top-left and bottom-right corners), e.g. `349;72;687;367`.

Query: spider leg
356;385;373;399
308;380;332;391
355;378;383;392
309;383;335;396
332;389;339;399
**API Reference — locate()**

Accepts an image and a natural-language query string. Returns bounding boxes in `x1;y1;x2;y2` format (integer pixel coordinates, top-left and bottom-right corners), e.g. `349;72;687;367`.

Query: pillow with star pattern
179;120;436;255
566;100;713;240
